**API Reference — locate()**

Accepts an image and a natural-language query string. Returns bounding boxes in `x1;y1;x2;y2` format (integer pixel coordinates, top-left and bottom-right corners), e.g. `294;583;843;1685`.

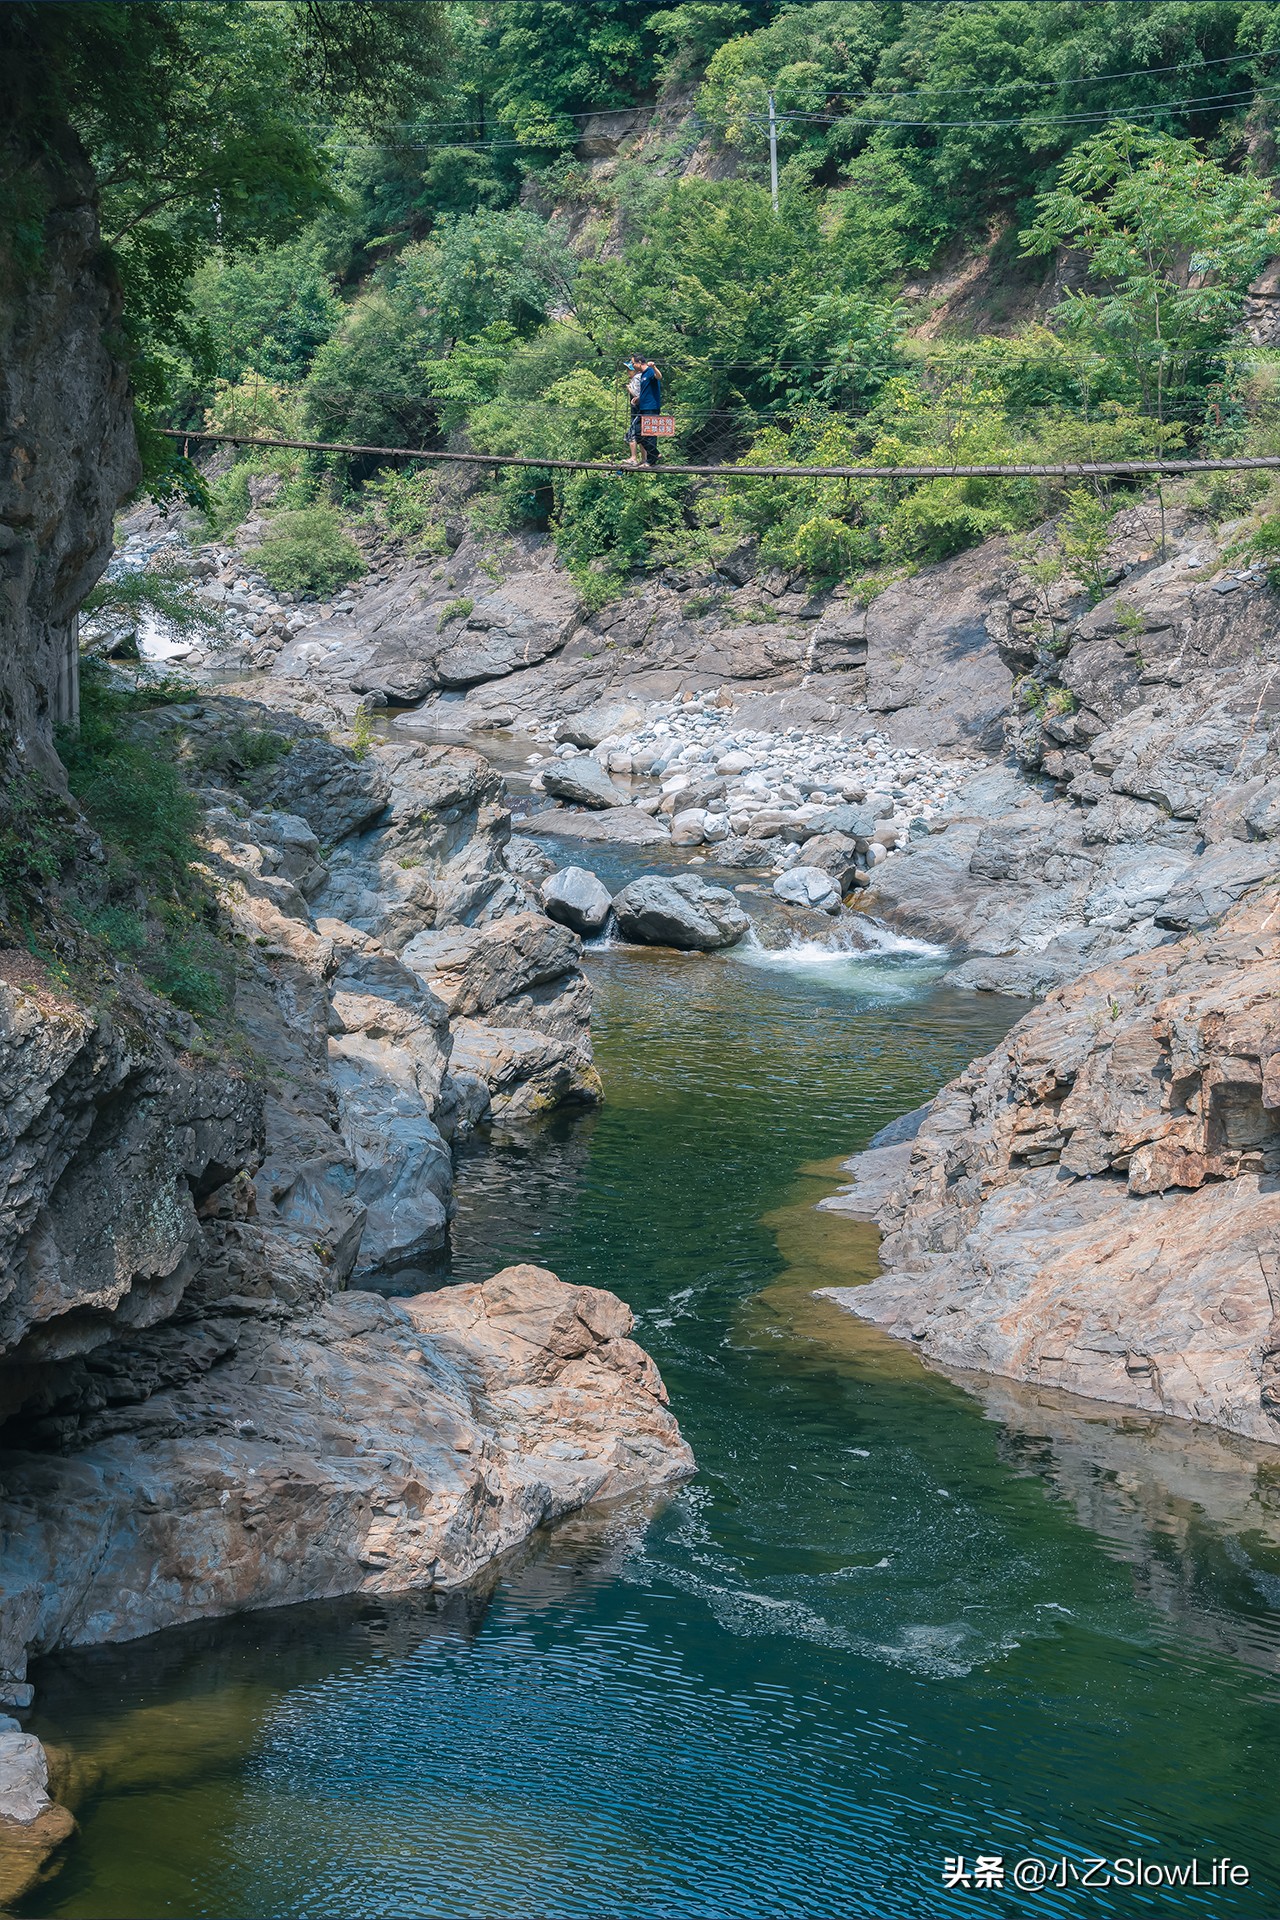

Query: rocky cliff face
167;500;1010;754
2;680;608;1434
824;886;1280;1443
819;496;1280;1441
163;473;1280;1013
0;681;679;1898
0;136;138;768
843;500;1280;997
0;168;676;1892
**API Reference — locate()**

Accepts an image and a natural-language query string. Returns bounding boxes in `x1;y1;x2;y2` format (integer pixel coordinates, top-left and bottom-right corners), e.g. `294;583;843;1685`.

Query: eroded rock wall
0;687;622;1726
825;887;1280;1442
0;1265;692;1676
0;135;138;767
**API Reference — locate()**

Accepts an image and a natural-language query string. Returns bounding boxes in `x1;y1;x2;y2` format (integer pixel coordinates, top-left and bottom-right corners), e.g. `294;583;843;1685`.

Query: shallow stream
19;835;1280;1919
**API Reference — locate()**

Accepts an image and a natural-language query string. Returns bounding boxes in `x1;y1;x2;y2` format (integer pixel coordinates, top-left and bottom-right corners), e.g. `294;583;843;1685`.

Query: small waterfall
583;908;623;952
732;911;948;991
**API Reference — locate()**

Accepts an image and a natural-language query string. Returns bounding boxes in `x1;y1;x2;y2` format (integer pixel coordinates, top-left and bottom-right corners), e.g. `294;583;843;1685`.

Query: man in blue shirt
624;356;662;466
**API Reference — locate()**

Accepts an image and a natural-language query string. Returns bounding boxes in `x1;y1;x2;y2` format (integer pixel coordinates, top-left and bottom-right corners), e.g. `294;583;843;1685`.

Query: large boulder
348;626;438;704
541;866;613;936
401;913;582;1020
251;738;390;843
773;865;841;912
0;1270;692;1677
555;699;645;749
800;831;859;891
526;805;669;846
670;807;708;846
433;576;578;687
807;802;881;844
612;873;750;950
541;755;626;810
448;1023;603;1118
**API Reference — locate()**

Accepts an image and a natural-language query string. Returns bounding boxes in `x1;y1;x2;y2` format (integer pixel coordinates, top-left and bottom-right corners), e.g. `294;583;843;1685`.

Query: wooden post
768;91;779;215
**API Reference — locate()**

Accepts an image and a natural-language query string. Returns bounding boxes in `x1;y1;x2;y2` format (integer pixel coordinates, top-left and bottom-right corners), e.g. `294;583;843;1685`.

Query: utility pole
768;90;779;214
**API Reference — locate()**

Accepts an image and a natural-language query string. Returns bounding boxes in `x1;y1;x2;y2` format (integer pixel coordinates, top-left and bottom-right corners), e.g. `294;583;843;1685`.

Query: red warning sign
640;415;676;437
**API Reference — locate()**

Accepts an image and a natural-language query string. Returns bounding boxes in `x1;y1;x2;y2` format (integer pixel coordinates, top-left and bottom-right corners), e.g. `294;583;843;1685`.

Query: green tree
575;179;903;452
192;240;343;386
429;210;576;338
303;268;446;449
1022;125;1280;426
301;211;575;451
1;1;448;487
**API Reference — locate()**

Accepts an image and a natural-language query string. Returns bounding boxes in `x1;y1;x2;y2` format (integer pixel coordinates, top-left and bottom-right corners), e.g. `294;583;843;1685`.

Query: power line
163;426;1280;482
775;83;1267;132
298;44;1269;131
312;81;1274;155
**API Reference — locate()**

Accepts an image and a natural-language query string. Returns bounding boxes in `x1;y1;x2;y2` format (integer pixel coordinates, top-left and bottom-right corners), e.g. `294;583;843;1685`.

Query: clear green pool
20;925;1280;1918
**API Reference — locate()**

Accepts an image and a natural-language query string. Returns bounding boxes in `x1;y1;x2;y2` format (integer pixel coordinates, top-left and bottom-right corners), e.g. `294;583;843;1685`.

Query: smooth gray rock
798;831;859;890
944;952;1079;998
867;1104;929;1149
861;544;1016;752
773;865;841;911
541;866;613;935
1243;778;1280;840
1156;842;1280;929
555;699;645;749
612;873;750;950
670;807;708;846
434;577;578;687
0;1723;53;1822
348;626;438;704
328;1050;452;1275
526;804;670;846
808;802;880;842
542;755;626;810
505;834;556;882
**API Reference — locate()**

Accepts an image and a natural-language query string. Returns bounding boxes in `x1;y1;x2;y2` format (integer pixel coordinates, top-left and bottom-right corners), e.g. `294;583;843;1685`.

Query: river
18;823;1280;1919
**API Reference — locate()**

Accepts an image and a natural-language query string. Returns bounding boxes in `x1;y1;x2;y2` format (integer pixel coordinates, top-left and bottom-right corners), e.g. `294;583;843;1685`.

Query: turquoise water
20;923;1280;1919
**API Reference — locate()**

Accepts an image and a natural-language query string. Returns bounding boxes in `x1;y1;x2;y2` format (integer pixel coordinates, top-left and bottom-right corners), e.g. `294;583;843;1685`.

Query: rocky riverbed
107;489;1280;1463
117;484;1280;999
12;439;1280;1899
0;679;689;1900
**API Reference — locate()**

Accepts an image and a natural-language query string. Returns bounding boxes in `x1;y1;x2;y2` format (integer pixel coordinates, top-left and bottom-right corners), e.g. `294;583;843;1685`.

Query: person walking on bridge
623;355;662;467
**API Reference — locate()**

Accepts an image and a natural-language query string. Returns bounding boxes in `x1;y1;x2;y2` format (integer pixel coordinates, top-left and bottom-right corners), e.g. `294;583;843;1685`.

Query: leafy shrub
79;905;149;957
791;514;866;580
1238;515;1280;589
439;597;474;627
251;509;365;597
361;468;448;552
154;931;230;1017
56;670;234;1021
62;682;202;896
81;561;227;657
192;725;294;782
0;770;75;914
349;707;376;760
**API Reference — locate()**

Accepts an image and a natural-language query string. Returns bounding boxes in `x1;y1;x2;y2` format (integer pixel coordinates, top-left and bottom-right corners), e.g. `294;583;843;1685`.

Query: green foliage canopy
1022;124;1280;425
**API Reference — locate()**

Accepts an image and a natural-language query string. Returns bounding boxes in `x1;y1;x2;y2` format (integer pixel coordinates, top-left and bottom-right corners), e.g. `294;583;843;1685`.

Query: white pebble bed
528;688;964;881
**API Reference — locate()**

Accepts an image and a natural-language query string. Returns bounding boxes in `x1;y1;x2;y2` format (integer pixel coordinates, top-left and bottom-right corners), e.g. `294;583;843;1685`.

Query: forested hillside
16;0;1280;605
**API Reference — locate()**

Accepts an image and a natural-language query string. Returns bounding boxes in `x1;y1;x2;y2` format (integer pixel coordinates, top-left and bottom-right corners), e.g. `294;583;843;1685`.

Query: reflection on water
954;1373;1280;1686
20;937;1280;1919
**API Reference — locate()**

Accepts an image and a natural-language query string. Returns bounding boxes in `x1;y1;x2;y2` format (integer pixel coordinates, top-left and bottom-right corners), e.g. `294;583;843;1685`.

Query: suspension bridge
162;427;1280;482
